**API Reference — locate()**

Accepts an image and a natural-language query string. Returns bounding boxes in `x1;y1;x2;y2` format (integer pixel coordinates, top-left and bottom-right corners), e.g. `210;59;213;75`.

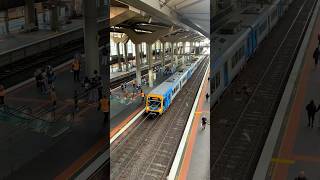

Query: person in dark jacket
294;171;307;180
313;47;320;67
306;100;317;128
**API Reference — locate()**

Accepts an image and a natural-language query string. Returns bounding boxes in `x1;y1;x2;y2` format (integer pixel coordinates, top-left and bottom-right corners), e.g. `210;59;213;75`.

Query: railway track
110;56;208;179
211;0;317;179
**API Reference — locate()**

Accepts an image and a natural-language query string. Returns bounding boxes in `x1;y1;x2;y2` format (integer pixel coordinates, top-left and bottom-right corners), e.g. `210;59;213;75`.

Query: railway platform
0;17;107;68
177;64;210;180
254;2;320;179
269;11;320;180
0;19;82;55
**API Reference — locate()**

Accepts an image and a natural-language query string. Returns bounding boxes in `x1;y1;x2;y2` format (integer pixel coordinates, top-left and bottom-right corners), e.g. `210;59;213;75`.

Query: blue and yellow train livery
145;55;205;115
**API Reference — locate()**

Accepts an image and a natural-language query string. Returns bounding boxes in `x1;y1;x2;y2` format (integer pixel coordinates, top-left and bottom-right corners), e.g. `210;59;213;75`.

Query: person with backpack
99;95;109;128
71;57;81;82
201;116;207;130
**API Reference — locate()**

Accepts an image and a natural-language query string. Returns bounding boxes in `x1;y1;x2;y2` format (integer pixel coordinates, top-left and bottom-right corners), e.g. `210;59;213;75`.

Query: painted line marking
271;158;295;164
110;108;145;144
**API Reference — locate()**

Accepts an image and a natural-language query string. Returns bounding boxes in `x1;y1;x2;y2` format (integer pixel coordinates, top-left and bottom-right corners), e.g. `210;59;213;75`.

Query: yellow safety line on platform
271;158;295;164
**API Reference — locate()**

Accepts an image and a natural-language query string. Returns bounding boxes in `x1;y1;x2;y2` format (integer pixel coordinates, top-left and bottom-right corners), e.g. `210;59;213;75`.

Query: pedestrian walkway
265;9;320;180
177;65;210;180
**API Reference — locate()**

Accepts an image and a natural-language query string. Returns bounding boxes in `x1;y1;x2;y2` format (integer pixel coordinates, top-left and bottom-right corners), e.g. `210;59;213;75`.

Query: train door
252;29;257;50
246;35;253;58
268;16;271;33
223;62;229;87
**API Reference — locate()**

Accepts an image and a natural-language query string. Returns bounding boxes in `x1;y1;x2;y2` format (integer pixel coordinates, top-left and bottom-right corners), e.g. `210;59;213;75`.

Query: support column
135;44;142;85
71;0;76;17
171;42;174;66
83;0;100;77
99;0;106;16
161;42;165;67
182;41;186;64
124;43;129;71
2;10;10;34
116;43;122;72
147;43;154;88
175;42;179;65
24;0;36;31
50;4;59;31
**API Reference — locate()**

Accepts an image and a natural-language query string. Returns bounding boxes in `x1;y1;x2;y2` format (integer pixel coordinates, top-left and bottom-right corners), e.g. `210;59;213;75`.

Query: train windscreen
147;97;161;110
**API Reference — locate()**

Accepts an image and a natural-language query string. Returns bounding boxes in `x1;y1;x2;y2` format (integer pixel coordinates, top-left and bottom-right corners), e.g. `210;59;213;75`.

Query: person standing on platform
49;88;57;109
39;69;47;94
47;68;56;90
201;116;207;130
99;95;109;128
140;89;144;103
294;171;307;180
34;68;41;90
206;93;209;101
0;84;6;106
306;100;317;128
71;56;81;82
313;47;320;67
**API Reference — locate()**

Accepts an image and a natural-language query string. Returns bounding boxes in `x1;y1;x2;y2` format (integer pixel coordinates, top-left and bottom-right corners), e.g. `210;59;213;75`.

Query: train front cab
145;93;171;115
146;94;163;115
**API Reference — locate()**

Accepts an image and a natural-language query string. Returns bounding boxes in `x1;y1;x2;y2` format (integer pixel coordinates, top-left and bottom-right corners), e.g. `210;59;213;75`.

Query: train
145;55;206;115
211;0;293;107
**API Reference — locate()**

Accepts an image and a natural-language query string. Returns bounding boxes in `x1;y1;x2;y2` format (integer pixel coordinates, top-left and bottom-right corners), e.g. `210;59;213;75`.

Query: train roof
212;27;249;68
148;58;200;96
235;5;270;27
212;4;273;71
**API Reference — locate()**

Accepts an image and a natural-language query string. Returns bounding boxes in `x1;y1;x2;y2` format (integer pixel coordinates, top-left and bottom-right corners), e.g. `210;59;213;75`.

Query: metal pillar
24;0;35;31
171;42;174;66
147;43;154;87
99;0;106;16
83;0;100;77
116;43;122;72
124;43;129;71
3;10;9;34
175;42;179;65
135;44;142;85
161;42;165;67
182;42;186;64
50;5;59;31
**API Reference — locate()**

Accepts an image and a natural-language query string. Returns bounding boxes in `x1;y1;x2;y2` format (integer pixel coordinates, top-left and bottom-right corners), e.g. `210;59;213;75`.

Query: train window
212;71;221;93
173;85;180;95
212;76;216;92
215;71;221;88
239;46;245;59
232;46;245;69
231;51;239;68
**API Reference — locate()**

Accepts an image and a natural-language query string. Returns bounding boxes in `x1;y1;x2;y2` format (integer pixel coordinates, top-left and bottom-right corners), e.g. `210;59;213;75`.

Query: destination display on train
149;97;161;101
